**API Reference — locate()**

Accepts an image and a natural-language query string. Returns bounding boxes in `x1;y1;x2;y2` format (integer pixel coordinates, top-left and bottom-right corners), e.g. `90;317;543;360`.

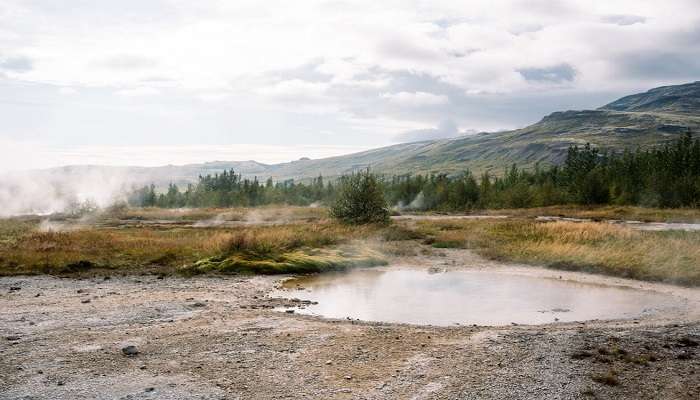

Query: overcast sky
1;0;699;172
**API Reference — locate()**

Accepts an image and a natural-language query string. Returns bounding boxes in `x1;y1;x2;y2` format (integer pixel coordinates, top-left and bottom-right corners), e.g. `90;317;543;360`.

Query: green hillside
28;81;700;184
261;82;700;179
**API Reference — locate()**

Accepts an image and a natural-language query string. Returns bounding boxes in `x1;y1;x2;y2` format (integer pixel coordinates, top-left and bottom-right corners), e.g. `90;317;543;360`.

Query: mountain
16;82;700;185
256;82;700;179
600;81;700;114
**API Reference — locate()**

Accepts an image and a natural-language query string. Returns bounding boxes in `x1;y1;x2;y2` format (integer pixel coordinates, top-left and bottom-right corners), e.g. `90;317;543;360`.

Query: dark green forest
129;131;700;210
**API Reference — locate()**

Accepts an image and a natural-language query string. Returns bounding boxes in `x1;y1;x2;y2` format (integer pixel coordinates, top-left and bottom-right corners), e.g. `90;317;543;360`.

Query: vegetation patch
0;215;379;276
381;225;425;241
182;247;387;275
412;218;700;285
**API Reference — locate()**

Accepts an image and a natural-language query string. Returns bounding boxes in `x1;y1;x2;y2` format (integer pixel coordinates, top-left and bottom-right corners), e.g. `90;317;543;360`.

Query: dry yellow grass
484;205;700;223
110;205;328;222
413;218;700;285
0;217;379;276
3;206;700;283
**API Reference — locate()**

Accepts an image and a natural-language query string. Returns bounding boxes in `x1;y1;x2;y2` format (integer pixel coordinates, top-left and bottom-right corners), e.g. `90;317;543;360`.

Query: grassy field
412;218;700;286
481;205;700;223
1;206;699;285
0;211;382;276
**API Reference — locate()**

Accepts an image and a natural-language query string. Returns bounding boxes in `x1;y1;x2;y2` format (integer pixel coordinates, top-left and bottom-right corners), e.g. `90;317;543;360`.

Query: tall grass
0;220;378;275
415;219;700;285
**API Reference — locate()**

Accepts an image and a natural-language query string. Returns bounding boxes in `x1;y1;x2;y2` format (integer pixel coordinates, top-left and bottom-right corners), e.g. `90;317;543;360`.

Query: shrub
330;171;390;224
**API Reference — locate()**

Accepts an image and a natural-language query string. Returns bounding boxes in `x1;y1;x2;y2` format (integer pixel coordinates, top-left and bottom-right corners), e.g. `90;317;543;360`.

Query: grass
481;205;700;223
412;218;700;285
180;226;387;274
0;210;383;276
2;205;700;283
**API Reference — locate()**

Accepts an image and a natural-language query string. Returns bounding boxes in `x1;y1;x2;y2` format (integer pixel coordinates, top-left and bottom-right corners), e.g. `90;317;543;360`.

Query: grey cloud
601;14;646;26
378;38;439;61
0;56;33;72
518;63;576;83
616;51;700;80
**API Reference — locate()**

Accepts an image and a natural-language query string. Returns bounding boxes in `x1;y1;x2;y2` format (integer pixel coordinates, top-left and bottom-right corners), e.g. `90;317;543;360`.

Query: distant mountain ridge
600;81;700;114
23;81;700;186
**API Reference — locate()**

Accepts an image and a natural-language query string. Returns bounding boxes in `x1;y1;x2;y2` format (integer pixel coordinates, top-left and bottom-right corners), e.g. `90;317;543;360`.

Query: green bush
330;171;390;225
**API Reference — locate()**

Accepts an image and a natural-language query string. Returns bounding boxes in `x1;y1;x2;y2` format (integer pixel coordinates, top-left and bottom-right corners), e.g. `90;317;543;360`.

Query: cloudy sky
1;0;699;172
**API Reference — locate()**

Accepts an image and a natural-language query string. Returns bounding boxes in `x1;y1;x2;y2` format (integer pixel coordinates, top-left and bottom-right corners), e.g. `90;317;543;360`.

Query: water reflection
277;269;682;326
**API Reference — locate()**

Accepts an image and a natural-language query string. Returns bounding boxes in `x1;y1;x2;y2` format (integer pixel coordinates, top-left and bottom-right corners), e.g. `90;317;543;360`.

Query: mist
0;168;135;217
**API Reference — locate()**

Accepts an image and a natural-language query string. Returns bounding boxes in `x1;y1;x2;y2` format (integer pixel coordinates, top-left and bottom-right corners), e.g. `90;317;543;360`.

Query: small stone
344;375;352;380
325;360;332;365
285;309;295;314
121;345;139;356
81;299;91;304
144;387;155;392
9;286;21;291
191;302;206;308
6;335;20;341
57;381;64;386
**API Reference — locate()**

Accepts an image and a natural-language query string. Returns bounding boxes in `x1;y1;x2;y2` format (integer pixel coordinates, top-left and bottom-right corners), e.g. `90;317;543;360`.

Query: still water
277;268;682;326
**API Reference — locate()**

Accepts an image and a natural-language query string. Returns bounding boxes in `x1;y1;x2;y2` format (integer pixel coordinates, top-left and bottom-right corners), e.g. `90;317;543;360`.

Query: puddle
275;268;684;326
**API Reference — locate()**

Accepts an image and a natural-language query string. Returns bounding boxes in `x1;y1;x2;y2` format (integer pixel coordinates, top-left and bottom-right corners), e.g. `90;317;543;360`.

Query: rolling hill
255;81;700;179
18;82;700;186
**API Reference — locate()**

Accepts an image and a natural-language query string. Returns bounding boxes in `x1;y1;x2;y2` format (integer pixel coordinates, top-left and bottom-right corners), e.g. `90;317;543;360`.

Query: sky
1;0;699;172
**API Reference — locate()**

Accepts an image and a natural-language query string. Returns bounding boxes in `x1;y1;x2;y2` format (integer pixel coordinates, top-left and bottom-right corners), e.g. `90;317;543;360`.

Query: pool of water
275;268;684;326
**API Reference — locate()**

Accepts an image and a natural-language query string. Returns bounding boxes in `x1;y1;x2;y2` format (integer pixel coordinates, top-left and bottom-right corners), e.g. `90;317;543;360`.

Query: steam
192;212;242;228
393;192;426;211
0;167;142;217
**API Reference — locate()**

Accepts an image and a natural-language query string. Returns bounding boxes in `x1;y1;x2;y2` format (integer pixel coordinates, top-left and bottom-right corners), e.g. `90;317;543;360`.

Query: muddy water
277;268;685;326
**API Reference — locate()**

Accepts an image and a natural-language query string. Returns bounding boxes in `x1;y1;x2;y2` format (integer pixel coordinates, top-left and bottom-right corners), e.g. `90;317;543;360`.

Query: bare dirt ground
1;249;699;400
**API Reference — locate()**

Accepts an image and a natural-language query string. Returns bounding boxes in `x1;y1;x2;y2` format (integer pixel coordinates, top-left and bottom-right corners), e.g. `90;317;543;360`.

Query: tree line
128;131;700;210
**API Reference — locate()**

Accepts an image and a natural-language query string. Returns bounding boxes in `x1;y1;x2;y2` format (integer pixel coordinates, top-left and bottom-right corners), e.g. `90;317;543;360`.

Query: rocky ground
1;250;699;400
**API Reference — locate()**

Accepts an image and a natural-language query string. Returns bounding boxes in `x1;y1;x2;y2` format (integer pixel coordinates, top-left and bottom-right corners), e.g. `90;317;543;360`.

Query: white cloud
0;0;698;170
257;79;329;102
58;87;77;95
115;86;160;97
381;91;449;107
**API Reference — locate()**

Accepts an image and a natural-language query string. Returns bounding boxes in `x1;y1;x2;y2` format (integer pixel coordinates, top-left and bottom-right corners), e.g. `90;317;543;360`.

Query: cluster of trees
129;132;700;211
128;172;333;208
386;131;700;209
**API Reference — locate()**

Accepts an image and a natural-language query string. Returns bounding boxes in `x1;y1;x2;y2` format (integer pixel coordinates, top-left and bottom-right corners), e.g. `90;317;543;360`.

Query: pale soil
1;249;699;400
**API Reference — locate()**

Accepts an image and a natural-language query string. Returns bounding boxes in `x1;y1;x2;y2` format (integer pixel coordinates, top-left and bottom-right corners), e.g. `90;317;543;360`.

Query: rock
344;375;352;380
144;387;155;392
9;286;21;291
677;350;693;360
285;309;295;314
121;345;139;356
6;335;21;341
325;360;332;365
81;299;91;304
191;302;207;308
